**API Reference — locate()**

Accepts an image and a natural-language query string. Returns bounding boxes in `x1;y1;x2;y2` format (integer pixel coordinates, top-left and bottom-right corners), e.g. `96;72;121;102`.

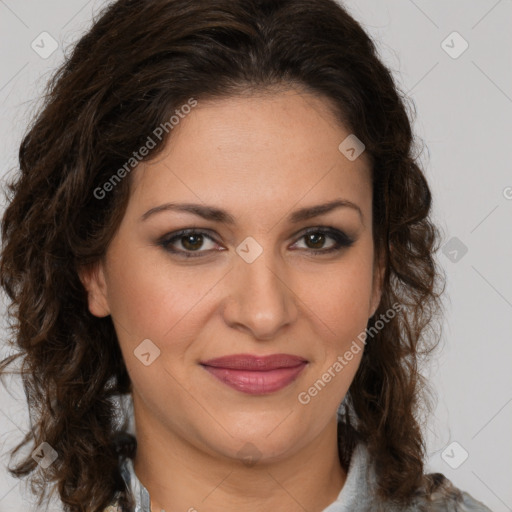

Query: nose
221;249;298;341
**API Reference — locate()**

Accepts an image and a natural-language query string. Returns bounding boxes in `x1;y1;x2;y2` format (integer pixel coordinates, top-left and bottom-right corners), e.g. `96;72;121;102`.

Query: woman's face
82;88;382;464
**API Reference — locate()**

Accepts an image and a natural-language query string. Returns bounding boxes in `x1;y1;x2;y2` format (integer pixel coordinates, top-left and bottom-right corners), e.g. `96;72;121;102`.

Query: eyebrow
139;199;363;224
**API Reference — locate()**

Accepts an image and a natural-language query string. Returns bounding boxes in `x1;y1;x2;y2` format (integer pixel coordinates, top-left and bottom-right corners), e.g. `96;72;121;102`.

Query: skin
80;88;384;512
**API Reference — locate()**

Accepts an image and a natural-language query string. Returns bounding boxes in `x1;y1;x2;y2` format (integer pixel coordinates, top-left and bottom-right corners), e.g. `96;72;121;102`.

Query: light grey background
0;1;511;510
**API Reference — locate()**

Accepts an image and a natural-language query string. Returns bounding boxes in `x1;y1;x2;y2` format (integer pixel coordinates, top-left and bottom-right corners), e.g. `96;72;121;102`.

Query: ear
77;261;111;317
369;247;385;319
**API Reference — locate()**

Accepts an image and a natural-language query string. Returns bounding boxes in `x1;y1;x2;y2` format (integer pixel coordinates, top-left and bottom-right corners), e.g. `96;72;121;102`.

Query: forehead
129;89;372;220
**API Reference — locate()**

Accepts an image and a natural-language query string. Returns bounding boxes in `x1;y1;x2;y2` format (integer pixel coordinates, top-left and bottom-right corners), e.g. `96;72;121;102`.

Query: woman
0;0;494;511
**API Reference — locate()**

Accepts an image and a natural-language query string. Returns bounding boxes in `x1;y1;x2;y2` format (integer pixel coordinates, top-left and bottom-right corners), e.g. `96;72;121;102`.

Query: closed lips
200;354;308;371
200;354;308;395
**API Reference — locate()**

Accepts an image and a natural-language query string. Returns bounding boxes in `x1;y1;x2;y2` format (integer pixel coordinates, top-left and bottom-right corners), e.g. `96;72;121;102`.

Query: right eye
158;229;221;258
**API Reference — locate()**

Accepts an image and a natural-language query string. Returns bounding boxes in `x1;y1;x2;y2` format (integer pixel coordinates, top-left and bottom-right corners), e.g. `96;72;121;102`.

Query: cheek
299;247;375;344
104;248;227;393
105;247;213;340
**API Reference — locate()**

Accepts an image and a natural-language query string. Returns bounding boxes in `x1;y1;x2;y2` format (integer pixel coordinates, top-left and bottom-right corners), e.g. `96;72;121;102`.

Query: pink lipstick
200;353;308;395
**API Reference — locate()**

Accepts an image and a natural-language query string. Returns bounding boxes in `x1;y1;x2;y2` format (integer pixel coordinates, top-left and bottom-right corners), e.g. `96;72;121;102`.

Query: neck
131;399;347;512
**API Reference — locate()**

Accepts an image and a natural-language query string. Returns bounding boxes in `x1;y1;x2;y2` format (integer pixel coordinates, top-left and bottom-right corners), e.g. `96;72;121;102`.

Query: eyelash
158;227;355;259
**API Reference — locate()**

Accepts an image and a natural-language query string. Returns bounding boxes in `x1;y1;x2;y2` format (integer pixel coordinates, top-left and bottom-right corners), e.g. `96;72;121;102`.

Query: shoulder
351;442;493;512
405;471;494;511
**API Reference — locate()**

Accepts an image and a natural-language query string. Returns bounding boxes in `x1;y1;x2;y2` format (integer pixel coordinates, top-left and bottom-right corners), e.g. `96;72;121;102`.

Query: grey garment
111;443;494;512
117;456;150;512
320;444;494;512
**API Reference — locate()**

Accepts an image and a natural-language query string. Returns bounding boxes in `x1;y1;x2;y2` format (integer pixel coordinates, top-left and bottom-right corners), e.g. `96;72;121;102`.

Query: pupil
183;234;203;250
307;233;324;249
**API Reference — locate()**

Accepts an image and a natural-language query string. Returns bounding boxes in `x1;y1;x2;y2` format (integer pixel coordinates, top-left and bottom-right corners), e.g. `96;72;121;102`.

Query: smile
200;353;308;395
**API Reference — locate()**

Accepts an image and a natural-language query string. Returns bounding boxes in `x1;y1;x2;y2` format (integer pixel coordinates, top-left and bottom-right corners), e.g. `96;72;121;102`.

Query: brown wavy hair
0;0;445;510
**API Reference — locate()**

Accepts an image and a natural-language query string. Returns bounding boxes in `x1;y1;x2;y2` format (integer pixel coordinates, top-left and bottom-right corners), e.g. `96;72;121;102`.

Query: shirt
104;442;494;511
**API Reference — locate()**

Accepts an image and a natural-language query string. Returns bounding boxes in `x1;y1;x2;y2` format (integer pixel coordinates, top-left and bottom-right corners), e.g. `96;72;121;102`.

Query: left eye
290;228;355;255
159;227;354;258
